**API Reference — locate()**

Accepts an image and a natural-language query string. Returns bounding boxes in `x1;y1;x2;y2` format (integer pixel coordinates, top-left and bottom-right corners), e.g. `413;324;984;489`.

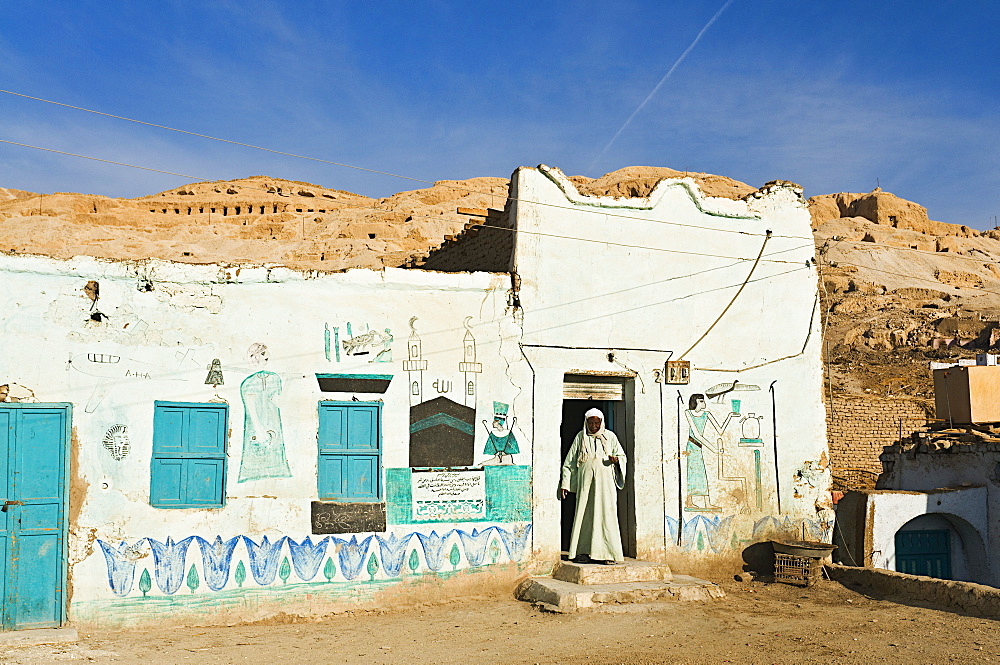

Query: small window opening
223;207;228;216
368;233;376;239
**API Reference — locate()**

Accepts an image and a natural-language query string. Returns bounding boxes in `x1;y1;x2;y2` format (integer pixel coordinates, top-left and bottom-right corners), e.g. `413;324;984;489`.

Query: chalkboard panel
311;501;387;534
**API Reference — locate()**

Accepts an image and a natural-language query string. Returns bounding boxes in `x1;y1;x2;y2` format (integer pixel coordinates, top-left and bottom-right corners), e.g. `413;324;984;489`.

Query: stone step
553;558;673;585
515;574;724;613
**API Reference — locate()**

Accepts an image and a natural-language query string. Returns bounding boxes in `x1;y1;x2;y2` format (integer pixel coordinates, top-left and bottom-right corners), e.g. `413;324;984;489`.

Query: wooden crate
774;553;824;586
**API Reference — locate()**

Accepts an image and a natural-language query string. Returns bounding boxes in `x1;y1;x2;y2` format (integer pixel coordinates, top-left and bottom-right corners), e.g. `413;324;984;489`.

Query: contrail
589;0;736;173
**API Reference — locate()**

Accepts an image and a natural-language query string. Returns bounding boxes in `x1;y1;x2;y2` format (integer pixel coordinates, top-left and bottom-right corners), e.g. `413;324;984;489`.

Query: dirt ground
3;578;998;665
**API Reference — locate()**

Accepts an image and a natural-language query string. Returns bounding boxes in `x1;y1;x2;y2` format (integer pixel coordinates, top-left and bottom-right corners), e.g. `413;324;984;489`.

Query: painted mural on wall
326;321;393;363
204;359;224;387
402;315;501;467
239;343;291;482
386;465;531;525
482;401;519;463
681;381;767;515
102;424;131;461
665;515;832;554
409;396;476;467
669;379;833;553
96;525;532;597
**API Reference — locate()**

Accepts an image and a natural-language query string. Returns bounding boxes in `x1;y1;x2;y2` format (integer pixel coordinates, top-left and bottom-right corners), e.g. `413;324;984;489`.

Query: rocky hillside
0;175;508;271
2;167;994;398
811;190;1000;398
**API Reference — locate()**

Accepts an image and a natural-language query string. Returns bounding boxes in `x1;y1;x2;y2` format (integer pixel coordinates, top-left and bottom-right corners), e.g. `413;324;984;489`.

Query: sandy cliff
3;166;996;397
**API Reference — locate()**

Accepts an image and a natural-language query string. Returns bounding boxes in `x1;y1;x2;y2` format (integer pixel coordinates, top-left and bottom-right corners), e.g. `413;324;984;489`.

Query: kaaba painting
409;396;476;467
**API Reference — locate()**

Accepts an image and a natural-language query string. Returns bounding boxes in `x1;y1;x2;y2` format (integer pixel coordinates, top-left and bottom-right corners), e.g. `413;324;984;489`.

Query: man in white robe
559;408;626;564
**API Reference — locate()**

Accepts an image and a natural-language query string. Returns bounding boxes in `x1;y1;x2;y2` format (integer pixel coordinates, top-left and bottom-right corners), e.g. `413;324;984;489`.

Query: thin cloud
588;0;736;172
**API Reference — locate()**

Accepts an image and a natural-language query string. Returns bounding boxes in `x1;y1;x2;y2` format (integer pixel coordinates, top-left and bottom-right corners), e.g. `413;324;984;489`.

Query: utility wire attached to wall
677;230;771;361
0;88;812;240
0;135;811;266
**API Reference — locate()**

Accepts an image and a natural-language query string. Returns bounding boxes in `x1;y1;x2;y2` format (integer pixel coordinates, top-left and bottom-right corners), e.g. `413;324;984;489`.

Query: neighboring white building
0;165;830;630
836;439;999;586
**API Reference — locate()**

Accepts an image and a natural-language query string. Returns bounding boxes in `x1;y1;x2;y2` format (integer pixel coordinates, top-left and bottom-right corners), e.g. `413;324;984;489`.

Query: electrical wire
830;236;1000;269
677;231;772;360
0;139;203;180
0;88;812;240
0;135;814;265
834;261;1000;299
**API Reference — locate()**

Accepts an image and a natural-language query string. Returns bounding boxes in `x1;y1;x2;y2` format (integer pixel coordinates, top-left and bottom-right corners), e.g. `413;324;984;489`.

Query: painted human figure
374;328;393;363
559;409;626;564
482;401;519;463
239;344;291;482
684;393;738;512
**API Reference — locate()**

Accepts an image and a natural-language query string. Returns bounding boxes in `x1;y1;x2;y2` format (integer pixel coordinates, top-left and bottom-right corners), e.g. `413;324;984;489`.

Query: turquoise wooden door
0;404;71;630
896;529;951;579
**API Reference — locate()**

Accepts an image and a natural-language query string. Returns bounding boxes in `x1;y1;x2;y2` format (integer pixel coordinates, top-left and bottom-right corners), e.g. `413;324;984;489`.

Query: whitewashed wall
510;166;830;568
0;255;530;626
879;449;1000;584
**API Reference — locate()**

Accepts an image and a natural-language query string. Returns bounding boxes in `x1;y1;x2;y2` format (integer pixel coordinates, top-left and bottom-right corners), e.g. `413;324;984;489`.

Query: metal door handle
2;500;23;510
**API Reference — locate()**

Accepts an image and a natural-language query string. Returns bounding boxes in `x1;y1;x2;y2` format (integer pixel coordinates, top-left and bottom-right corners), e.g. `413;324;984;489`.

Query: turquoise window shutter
151;402;228;508
318;402;381;501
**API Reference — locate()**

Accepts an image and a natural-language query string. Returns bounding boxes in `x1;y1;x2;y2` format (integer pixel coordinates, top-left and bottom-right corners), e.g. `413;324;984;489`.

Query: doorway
559;396;636;558
896;529;952;579
0;404;71;630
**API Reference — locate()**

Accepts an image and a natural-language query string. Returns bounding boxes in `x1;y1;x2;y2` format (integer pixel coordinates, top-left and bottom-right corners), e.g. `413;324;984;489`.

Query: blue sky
1;1;997;227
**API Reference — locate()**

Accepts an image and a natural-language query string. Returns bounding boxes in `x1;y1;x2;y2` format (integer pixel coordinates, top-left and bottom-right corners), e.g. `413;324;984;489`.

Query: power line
678;230;770;360
833;261;1000;299
0;136;814;265
0;139;203;180
829;236;1000;269
0;87;811;240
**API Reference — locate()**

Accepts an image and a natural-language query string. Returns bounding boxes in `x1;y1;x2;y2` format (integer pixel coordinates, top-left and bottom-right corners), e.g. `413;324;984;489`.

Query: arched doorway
893;513;988;583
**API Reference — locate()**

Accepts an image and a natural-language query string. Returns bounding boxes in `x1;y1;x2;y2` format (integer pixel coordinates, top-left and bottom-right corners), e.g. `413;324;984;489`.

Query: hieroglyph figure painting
239;344;291;482
683;381;767;514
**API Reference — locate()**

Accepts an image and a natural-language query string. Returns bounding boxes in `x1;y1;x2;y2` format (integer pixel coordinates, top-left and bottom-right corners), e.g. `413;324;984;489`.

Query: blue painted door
0;404;70;630
896;529;951;579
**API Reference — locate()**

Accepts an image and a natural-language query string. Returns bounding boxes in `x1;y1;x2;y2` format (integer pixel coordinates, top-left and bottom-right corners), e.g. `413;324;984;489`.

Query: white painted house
836;442;999;586
0;165;830;630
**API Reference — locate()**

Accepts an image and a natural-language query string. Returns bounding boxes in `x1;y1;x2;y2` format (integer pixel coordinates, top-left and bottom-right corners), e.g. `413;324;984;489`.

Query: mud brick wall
420;223;514;273
827;393;933;489
413;207;515;274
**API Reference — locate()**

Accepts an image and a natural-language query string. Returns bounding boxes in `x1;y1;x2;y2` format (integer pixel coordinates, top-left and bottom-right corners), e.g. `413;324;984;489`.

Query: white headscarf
583;408;606;436
578;408;608;463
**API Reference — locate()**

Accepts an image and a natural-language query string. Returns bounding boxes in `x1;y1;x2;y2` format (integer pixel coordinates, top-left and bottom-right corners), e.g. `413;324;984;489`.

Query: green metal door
896;529;951;579
0;404;71;630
